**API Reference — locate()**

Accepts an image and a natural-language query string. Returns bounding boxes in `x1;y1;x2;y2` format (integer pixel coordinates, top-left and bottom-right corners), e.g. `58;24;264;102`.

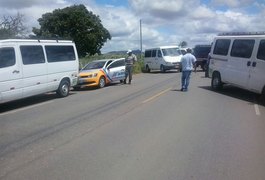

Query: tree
0;13;27;39
179;41;188;48
32;4;111;57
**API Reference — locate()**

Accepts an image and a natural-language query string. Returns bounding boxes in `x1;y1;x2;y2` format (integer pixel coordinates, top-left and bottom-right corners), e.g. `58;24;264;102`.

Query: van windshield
162;48;181;56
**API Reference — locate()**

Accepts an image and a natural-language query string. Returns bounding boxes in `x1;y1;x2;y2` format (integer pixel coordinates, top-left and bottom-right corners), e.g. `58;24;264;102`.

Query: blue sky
0;0;265;53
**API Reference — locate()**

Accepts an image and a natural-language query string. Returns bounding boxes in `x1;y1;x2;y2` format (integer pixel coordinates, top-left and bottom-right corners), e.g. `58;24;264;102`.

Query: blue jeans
181;70;192;90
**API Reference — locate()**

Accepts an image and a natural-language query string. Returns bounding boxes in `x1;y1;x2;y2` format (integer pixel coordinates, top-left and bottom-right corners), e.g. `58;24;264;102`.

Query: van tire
98;76;106;88
57;79;70;97
260;86;265;105
211;72;223;91
145;65;150;73
160;65;166;73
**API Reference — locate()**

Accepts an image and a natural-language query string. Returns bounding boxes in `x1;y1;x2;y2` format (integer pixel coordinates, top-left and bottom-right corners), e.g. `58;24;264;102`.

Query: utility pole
140;19;142;53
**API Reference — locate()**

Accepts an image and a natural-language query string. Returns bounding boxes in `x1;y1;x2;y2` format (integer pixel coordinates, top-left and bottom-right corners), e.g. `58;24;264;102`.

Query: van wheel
211;72;223;91
260;87;265;105
201;63;207;71
160;65;166;73
145;65;150;73
57;79;70;97
98;76;106;88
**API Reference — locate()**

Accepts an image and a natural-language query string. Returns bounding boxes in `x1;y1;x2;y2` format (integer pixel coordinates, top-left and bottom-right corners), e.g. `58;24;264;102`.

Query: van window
231;39;255;58
20;46;45;65
257;40;265;61
158;50;162;57
0;47;15;68
213;39;231;56
151;50;156;57
145;50;151;58
45;45;76;62
162;48;181;56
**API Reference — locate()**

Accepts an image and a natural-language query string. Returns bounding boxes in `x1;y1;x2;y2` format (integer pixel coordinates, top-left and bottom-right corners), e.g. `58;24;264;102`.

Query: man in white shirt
124;50;137;84
180;48;196;91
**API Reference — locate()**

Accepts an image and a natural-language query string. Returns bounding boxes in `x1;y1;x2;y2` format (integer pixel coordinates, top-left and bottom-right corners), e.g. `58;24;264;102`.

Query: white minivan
144;46;183;72
0;39;79;104
208;32;265;101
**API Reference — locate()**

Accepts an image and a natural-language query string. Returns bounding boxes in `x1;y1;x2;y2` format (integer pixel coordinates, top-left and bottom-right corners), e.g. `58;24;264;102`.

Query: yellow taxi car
74;58;125;89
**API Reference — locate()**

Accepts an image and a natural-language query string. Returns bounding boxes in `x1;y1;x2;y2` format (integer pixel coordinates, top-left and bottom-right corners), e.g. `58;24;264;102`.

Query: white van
208;32;265;100
144;46;183;72
0;39;79;104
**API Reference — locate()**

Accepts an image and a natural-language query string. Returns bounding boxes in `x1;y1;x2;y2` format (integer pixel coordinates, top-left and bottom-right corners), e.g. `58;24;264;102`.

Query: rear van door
225;39;255;88
20;45;47;98
248;39;265;93
0;45;23;103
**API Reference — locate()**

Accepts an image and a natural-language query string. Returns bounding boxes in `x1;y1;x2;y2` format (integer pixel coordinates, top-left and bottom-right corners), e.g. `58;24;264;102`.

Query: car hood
79;69;101;74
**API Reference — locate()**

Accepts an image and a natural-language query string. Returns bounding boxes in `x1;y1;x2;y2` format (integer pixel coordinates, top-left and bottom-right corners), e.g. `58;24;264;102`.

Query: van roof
218;32;265;36
0;39;74;44
145;46;179;50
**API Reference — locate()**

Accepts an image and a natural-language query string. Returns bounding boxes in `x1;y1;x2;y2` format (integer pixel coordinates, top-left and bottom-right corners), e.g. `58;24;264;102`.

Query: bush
79;53;145;74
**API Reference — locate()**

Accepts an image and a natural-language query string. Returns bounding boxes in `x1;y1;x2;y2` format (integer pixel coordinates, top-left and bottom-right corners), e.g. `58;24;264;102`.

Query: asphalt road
0;71;264;180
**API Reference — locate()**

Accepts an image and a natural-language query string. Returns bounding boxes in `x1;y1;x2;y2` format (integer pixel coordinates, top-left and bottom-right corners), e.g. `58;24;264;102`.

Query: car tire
57;79;70;97
211;72;223;91
98;76;106;88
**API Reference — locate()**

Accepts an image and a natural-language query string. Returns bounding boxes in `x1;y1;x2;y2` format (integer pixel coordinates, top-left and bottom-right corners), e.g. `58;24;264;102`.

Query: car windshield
162;48;181;56
82;61;107;70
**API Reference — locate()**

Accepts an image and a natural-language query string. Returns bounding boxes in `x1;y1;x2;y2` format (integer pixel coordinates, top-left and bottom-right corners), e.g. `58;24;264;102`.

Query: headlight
93;73;98;77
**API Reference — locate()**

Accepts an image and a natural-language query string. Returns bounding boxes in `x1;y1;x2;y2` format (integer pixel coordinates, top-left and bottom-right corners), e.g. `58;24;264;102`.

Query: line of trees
0;4;111;57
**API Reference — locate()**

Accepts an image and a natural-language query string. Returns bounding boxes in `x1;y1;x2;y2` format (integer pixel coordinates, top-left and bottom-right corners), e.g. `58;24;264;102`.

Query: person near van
124;49;137;84
180;48;196;91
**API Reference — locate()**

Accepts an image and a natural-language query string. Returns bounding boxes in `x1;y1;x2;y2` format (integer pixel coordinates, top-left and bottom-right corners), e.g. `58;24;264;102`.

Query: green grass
79;54;145;74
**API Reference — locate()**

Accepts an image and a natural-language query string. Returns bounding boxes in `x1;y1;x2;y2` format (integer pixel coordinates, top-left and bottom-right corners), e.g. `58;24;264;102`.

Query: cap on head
127;49;132;54
186;48;192;53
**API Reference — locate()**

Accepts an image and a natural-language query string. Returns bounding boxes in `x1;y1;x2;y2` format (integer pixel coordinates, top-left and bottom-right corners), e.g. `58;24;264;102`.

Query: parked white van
208;32;265;101
144;46;183;72
0;39;79;104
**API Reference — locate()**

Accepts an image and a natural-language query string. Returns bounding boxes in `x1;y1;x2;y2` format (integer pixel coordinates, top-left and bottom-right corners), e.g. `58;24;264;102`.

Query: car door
247;39;265;93
106;59;125;82
0;45;23;103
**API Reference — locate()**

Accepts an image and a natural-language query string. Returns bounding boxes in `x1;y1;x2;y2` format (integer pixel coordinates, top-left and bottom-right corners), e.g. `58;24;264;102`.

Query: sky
0;0;265;53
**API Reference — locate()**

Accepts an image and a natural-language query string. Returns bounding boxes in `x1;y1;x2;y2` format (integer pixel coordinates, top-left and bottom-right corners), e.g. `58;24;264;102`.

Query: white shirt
181;53;196;71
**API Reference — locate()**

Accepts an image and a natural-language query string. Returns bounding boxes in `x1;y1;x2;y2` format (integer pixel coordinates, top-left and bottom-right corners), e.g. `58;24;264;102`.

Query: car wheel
145;65;150;73
57;79;70;97
98;76;106;88
211;72;223;91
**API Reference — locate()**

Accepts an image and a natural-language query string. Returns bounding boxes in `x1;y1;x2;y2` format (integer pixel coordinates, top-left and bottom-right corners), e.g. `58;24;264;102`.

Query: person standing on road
124;49;137;84
180;48;196;91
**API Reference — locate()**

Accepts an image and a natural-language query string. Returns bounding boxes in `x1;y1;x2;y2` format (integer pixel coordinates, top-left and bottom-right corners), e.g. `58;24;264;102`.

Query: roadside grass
79;54;144;74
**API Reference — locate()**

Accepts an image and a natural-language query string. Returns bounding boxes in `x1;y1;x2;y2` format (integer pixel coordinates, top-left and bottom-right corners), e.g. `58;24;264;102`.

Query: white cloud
211;0;255;8
1;0;265;53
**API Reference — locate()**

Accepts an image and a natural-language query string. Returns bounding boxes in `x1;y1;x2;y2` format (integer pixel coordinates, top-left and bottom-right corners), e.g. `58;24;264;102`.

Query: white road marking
0;101;54;116
254;104;260;116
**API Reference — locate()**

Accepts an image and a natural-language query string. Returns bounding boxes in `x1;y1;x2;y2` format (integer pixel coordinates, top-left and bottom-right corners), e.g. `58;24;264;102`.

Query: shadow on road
0;92;76;114
199;85;264;106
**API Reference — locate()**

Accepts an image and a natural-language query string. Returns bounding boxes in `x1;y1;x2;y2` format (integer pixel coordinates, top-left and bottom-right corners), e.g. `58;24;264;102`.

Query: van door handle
247;61;251;66
12;70;20;73
252;62;257;67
